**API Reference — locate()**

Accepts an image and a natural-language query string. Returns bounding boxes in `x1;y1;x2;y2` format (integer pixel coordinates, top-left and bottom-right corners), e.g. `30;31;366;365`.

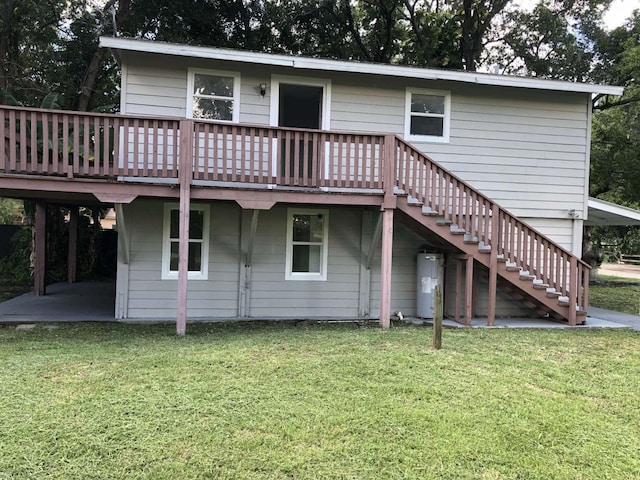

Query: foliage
0;198;23;224
0;226;31;283
0;322;639;479
590;280;640;314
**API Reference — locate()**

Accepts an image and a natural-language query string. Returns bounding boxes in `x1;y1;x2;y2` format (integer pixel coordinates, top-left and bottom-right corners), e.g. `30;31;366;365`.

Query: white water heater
416;251;444;318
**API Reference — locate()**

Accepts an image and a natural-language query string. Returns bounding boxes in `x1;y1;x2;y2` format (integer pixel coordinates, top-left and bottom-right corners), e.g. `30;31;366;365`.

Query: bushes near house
0;322;639;479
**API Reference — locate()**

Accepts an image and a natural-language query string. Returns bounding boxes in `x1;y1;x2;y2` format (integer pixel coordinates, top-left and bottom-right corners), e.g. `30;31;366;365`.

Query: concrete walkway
0;281;115;322
0;280;638;330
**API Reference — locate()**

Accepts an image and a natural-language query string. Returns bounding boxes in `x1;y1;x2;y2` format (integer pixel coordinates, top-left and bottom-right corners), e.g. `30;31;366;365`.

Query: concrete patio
0;280;638;330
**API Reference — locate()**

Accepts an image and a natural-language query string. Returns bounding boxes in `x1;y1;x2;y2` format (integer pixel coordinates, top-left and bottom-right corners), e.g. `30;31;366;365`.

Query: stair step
407;197;423;206
497;254;506;262
505;262;521;272
558;296;570;307
450;224;467;235
421;205;438;216
519;270;536;280
463;234;479;245
532;281;549;290
436;217;452;226
478;241;491;253
546;287;562;298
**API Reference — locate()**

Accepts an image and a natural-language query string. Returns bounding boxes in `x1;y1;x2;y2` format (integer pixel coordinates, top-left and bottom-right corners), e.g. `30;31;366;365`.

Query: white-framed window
404;88;451;143
161;203;210;280
187;68;240;122
285;208;329;281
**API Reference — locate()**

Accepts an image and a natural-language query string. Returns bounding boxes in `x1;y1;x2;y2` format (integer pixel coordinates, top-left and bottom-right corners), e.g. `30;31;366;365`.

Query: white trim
404;88;451;143
269;74;331;130
587;198;640;226
161;203;210;280
285;208;329;281
120;63;128;115
101;36;624;96
186;68;240;122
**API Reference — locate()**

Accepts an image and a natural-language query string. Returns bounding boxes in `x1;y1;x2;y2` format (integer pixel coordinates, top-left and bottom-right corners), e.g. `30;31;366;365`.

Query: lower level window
162;203;210;280
286;208;329;281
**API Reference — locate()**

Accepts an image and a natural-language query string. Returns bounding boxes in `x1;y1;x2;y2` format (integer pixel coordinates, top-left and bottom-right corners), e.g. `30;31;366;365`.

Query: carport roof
587;197;640;226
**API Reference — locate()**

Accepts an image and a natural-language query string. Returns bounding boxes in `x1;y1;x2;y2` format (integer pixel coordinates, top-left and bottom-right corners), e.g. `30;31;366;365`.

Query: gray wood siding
330;80;589;220
125;199;240;319
122;52;270;123
249;206;362;317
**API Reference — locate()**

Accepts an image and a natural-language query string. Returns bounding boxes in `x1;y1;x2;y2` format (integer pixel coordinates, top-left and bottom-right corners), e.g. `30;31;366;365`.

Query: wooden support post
34;200;46;296
487;204;499;326
239;210;260;318
68;206;78;283
176;120;194;336
358;211;372;318
465;255;473;326
379;134;397;329
433;285;443;350
379;208;394;329
568;256;577;326
455;257;462;323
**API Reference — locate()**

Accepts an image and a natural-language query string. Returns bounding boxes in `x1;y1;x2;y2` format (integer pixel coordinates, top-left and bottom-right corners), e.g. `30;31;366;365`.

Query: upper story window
285;208;329;281
187;68;240;122
161;203;210;280
405;89;451;143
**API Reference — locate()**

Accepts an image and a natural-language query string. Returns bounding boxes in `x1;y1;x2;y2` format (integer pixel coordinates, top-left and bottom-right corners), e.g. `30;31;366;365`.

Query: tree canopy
1;0;639;245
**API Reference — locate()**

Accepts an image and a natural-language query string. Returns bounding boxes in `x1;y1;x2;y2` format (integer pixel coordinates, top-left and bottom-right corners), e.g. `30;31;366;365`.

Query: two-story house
0;37;624;333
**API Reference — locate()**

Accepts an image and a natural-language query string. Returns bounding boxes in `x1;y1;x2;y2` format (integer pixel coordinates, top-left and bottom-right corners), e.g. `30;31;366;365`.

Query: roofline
587;197;640;226
100;36;624;96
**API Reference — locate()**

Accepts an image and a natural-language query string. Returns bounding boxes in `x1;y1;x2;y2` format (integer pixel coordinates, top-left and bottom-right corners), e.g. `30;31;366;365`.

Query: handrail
1;106;385;188
393;136;589;316
0;105;589;317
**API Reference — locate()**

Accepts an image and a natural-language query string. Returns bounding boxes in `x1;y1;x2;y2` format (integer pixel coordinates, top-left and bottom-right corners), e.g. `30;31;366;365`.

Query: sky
603;0;640;28
515;0;639;29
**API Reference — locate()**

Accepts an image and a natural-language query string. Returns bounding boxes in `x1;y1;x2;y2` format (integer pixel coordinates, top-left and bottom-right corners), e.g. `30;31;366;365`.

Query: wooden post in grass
433;285;443;350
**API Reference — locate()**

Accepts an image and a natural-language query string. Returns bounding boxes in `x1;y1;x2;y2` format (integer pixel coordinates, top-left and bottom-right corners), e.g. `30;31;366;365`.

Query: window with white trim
162;203;210;280
187;69;240;122
285;208;329;281
405;89;451;142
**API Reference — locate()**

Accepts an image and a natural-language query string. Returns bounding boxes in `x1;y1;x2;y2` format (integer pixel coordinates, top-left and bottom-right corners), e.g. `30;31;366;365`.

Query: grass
590;275;640;315
1;322;639;479
0;276;31;302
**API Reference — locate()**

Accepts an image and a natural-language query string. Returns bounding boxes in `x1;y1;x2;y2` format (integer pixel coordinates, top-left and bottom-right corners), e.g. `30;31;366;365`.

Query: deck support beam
67;206;78;283
452;254;473;326
176;120;193;336
465;255;474;325
487;204;499;326
379;208;394;329
114;203;130;319
34;200;47;296
239;209;260;317
365;212;383;270
379;135;397;329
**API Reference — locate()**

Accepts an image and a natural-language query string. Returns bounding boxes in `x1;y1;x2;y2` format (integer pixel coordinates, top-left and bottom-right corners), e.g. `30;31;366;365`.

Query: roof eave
99;36;625;96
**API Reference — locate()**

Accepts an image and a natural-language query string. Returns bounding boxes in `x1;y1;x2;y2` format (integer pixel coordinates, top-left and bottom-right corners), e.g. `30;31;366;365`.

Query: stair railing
392;135;589;319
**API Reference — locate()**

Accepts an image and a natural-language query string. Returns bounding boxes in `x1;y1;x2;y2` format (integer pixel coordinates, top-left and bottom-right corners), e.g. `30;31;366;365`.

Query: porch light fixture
259;83;267;97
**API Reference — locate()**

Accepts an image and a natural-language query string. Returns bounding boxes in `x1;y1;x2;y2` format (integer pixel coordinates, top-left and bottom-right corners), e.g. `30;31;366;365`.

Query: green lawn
590;276;640;315
0;277;31;302
1;322;639;479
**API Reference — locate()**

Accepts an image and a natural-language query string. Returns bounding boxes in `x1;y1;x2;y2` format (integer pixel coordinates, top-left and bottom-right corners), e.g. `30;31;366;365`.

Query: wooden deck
0;105;590;329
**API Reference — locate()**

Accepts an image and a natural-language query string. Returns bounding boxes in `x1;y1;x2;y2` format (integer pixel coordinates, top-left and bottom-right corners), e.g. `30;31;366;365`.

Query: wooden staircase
391;136;589;325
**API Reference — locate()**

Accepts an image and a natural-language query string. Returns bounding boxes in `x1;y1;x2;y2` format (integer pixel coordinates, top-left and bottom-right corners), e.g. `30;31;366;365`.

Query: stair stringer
396;196;575;321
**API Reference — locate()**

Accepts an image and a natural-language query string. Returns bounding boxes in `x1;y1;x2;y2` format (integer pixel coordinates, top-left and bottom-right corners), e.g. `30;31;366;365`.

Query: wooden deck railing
1;106;384;188
394;137;589;318
0;105;588;318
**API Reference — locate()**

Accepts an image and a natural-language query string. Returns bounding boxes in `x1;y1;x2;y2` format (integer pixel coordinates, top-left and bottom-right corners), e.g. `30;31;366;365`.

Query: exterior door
277;83;323;182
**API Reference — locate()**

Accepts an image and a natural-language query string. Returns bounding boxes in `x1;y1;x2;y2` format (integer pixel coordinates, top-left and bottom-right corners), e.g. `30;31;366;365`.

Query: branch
593;96;640;111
